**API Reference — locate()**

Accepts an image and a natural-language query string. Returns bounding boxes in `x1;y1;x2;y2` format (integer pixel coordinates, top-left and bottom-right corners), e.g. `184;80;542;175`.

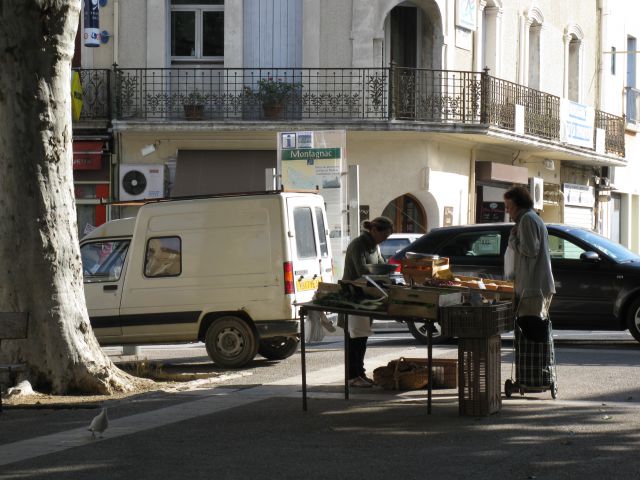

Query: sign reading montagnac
281;148;341;163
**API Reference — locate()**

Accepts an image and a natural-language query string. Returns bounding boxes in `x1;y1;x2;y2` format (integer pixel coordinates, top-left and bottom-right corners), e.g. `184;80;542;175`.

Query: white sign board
560;99;595;148
278;130;348;278
563;183;594;207
456;0;477;31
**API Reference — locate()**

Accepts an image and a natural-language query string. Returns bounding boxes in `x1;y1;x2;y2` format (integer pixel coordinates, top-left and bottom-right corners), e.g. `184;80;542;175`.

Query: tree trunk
0;0;143;394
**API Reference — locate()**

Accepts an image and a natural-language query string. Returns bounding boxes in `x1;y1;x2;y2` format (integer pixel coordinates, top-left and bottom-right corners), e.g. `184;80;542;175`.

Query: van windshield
81;240;130;282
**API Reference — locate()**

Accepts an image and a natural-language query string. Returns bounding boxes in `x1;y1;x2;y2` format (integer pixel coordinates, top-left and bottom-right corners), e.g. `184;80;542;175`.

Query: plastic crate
440;302;513;338
458;335;502;416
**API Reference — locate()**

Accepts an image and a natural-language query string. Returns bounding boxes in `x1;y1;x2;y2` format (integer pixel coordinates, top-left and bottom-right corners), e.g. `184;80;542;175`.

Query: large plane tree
0;0;140;394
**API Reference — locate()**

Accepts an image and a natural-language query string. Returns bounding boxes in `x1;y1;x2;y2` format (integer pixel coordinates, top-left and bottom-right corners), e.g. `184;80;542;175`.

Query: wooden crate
458;335;502;416
401;257;450;284
315;281;386;301
387;286;462;319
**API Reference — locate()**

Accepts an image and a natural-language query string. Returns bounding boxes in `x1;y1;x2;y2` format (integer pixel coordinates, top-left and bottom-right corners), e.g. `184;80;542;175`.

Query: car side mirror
580;251;600;262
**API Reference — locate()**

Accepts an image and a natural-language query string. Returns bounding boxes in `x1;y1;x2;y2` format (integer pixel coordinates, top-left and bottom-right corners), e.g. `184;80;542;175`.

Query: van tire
205;316;258;368
258;336;300;360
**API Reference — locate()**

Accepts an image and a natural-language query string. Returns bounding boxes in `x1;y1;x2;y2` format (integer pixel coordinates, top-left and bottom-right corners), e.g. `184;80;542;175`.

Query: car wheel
205;316;258;368
258;336;300;360
626;297;640;343
406;321;450;345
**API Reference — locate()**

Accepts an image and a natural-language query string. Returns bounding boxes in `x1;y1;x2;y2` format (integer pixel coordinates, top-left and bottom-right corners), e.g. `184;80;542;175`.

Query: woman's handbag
373;357;429;390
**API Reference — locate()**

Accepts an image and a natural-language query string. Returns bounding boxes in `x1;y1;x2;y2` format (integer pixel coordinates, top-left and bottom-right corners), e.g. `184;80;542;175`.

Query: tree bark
0;0;143;394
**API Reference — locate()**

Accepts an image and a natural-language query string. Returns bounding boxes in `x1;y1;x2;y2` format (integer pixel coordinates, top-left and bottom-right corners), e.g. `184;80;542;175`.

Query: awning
73;140;104;170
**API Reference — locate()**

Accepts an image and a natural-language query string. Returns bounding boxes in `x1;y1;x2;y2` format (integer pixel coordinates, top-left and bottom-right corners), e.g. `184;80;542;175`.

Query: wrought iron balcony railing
72;66;626;158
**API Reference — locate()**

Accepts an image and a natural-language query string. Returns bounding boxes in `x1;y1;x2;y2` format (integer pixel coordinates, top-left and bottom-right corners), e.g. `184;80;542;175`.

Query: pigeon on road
88;408;109;439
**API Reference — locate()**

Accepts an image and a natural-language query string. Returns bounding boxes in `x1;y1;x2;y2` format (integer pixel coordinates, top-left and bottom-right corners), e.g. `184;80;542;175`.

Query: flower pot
262;103;285;120
184;104;204;120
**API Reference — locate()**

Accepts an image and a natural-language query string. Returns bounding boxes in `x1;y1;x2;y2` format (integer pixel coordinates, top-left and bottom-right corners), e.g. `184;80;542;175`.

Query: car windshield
569;228;640;263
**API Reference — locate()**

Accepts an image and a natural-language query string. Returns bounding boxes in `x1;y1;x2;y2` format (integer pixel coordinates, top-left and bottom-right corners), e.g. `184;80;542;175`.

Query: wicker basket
385;357;458;388
440;302;513;338
373;357;429;390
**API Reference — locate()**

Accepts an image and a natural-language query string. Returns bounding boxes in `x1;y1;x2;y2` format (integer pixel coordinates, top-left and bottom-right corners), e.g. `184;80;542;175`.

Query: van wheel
258;336;300;360
406;321;450;345
205;316;258;368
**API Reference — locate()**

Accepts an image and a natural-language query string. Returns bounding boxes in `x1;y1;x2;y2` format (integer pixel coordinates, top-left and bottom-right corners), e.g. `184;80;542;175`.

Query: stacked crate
440;302;514;416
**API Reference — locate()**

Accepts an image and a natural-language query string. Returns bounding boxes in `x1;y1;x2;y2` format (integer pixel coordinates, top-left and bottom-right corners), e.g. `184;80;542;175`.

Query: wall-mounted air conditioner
119;164;165;201
529;177;544;210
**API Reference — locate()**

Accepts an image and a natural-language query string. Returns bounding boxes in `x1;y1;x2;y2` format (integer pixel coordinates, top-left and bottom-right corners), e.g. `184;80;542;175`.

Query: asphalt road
1;330;639;479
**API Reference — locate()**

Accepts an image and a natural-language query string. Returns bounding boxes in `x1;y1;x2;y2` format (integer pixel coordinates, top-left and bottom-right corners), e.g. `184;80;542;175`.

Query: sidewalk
1;342;639;479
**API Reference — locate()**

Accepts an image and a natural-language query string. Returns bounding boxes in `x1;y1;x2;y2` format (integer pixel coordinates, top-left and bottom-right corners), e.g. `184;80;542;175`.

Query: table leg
427;320;433;414
300;310;307;411
344;314;349;400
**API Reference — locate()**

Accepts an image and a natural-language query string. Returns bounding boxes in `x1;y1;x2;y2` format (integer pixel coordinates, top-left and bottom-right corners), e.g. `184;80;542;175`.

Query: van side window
81;240;130;283
314;207;329;257
145;237;182;277
293;207;317;259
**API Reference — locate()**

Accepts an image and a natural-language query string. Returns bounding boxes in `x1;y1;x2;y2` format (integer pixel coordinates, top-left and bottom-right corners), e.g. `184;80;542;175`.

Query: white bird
88;408;109;439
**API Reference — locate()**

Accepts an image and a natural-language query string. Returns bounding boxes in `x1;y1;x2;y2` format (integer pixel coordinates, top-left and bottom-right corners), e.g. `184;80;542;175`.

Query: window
293;207;317;259
438;232;501;257
171;0;224;61
81;240;130;283
145;237;182;277
314;207;329;257
548;234;584;260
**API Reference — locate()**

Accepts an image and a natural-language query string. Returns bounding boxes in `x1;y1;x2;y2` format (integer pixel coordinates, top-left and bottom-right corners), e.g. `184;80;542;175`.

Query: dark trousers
348;336;368;379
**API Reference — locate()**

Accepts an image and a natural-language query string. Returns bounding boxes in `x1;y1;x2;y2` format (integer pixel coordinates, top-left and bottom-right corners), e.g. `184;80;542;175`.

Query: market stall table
298;302;440;414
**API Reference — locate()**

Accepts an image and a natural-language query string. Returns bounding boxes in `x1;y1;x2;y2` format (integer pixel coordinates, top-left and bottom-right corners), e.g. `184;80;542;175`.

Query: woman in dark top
342;216;393;387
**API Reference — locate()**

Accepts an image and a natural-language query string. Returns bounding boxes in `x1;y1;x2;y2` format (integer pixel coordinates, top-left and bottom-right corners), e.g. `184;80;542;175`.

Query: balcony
75;66;626;158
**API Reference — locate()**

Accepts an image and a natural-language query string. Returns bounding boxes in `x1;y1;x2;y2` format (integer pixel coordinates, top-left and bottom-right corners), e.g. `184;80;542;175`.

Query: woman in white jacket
504;186;555;317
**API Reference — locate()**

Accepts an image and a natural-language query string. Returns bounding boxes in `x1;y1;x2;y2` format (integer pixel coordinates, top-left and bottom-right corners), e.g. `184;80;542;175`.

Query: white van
79;191;333;368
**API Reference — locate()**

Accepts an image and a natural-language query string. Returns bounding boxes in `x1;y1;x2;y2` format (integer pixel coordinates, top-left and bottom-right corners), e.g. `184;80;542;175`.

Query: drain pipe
469;146;477;224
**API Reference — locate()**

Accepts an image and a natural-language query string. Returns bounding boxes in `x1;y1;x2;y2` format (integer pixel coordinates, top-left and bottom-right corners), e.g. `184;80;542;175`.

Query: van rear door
286;196;333;303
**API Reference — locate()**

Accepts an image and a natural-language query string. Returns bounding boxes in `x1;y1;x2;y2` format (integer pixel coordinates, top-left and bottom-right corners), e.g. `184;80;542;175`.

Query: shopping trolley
504;289;558;399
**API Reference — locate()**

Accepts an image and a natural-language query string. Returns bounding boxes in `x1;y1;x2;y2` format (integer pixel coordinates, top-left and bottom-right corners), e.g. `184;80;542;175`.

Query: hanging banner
83;0;101;47
71;71;83;121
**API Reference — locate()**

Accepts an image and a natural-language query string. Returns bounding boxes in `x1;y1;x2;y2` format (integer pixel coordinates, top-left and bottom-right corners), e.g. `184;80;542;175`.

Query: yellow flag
71;71;83;121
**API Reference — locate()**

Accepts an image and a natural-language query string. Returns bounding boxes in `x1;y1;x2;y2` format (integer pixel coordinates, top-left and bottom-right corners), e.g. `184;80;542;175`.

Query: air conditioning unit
529;177;544;210
119;164;165;201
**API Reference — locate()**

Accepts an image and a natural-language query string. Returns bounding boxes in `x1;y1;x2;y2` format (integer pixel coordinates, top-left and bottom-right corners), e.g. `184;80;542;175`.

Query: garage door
563;205;593;230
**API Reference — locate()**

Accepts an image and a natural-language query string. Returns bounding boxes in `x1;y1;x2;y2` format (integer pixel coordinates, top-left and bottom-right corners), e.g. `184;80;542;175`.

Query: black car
389;223;640;345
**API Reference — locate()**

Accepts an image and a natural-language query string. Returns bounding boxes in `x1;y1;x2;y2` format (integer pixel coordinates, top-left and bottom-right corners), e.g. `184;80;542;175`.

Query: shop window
145;237;182;277
171;0;224;61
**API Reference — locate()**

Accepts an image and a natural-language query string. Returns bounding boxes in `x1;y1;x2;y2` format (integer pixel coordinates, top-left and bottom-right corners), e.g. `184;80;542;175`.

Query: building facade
71;0;634;261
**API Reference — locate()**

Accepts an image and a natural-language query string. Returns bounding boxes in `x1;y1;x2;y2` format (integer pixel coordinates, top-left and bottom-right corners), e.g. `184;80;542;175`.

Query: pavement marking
0;392;258;467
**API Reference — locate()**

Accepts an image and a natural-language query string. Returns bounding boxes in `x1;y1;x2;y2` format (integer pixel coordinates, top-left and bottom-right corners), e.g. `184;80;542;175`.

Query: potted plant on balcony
257;77;300;119
182;90;206;120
